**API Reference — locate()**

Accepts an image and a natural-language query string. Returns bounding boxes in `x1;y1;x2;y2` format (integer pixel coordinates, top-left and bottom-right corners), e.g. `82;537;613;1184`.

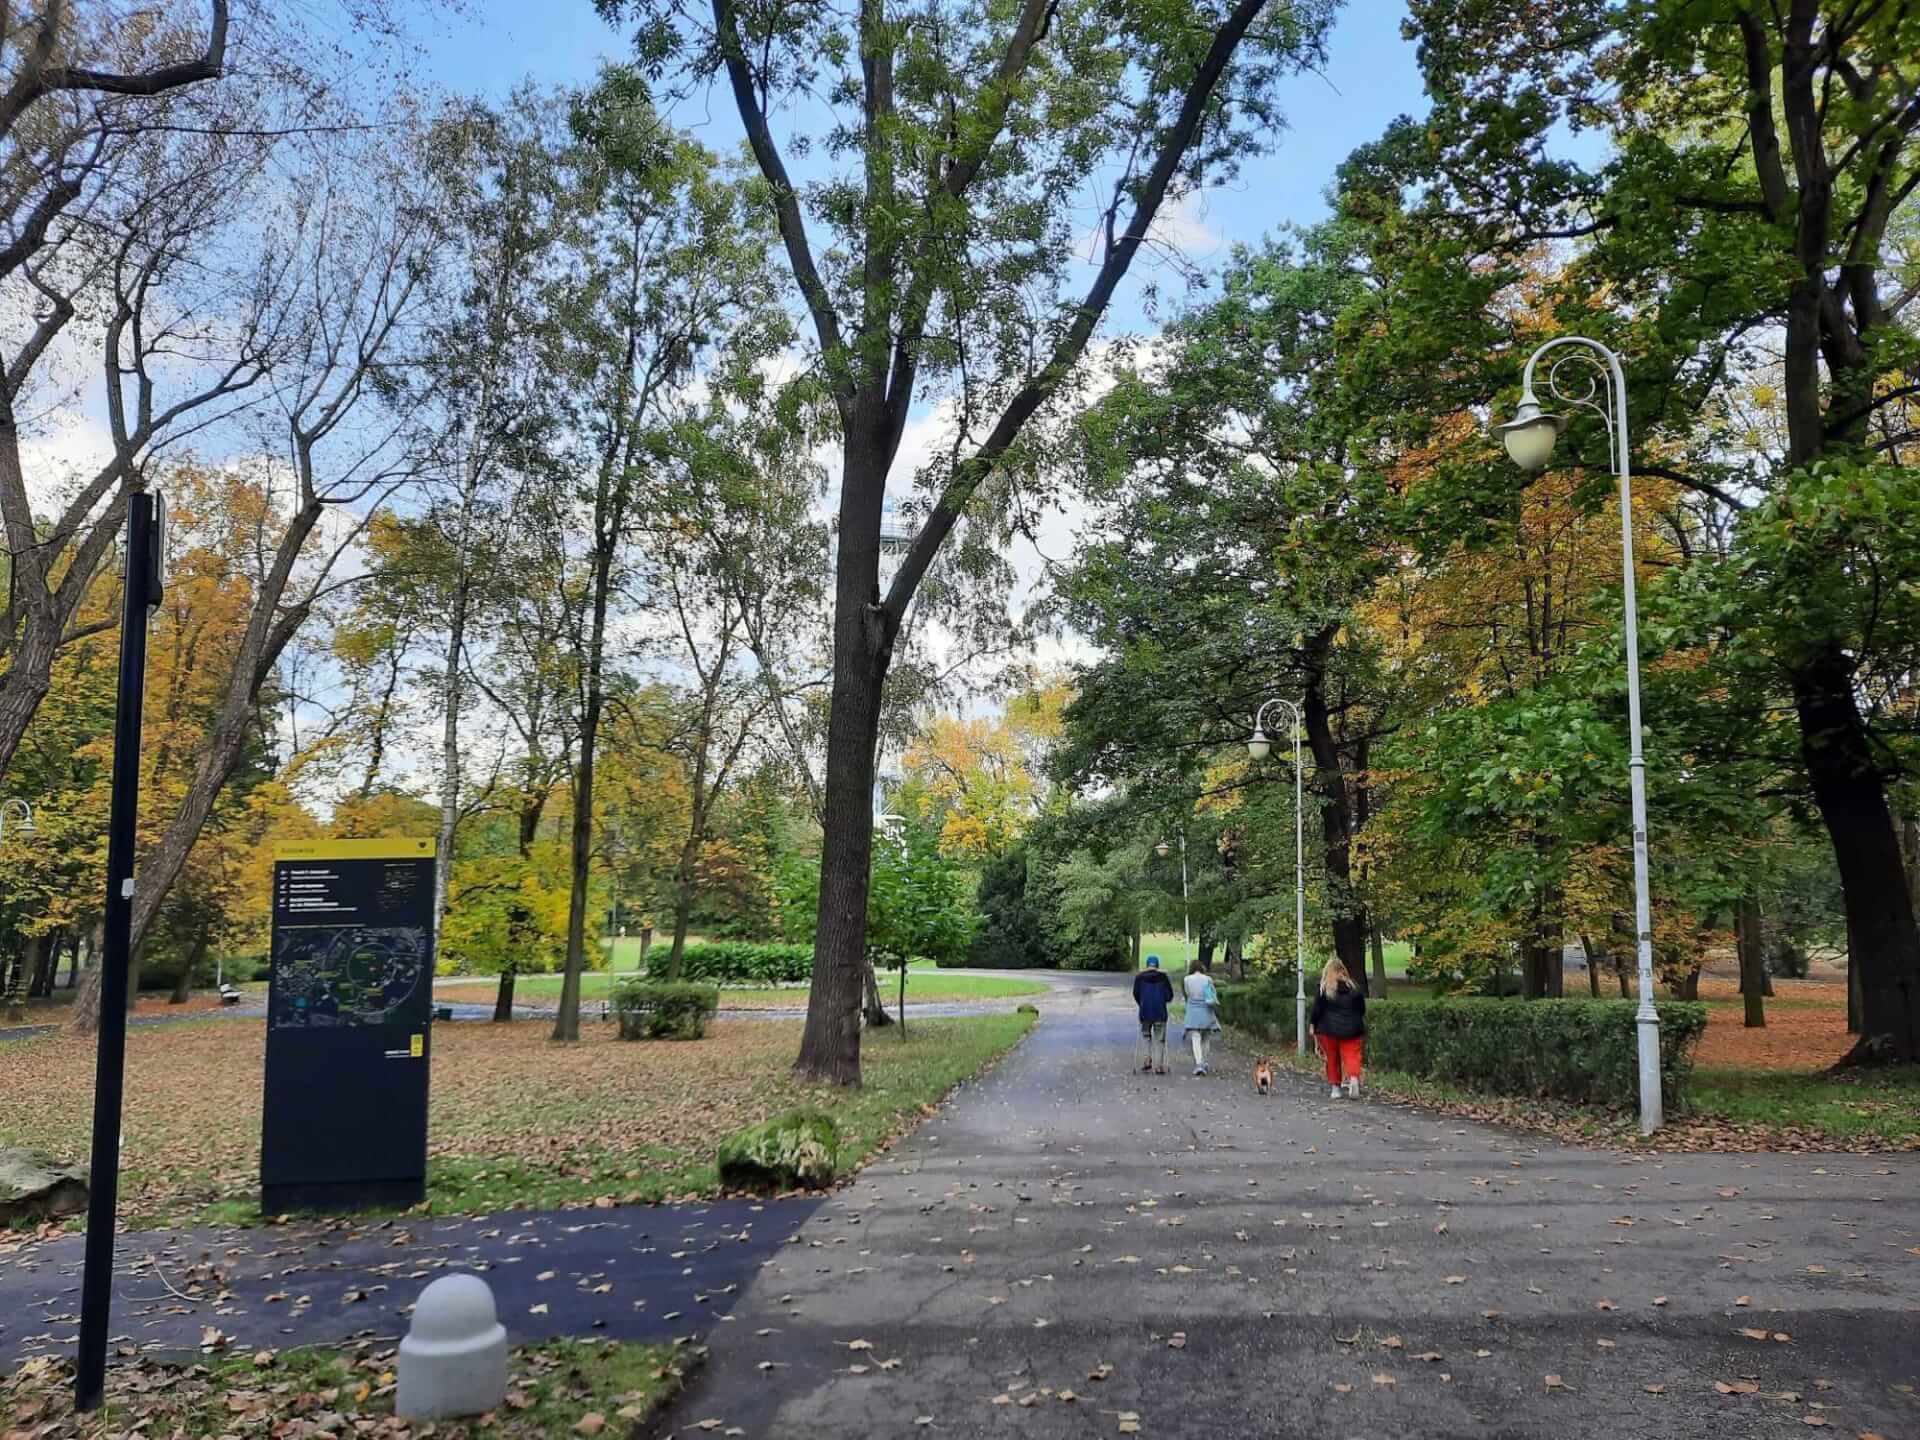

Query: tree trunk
432;566;472;950
493;962;517;1023
640;924;653;969
72;963;103;1032
861;957;893;1027
1581;933;1603;998
1675;965;1701;1001
3;935;37;1021
1227;936;1246;982
1736;893;1766;1028
1300;639;1369;984
795;543;892;1085
29;932;60;998
1795;649;1920;1061
1370;926;1386;992
665;826;699;982
1197;932;1216;971
170;926;212;1004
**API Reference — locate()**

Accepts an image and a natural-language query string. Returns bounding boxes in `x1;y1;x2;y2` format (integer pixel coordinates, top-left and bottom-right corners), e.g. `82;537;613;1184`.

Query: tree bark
1794;649;1920;1060
72;963;103;1031
1300;636;1370;985
861;957;893;1027
795;487;892;1083
1370;926;1386;992
665;824;700;982
493;962;517;1023
1736;893;1766;1028
1583;934;1601;998
29;932;59;998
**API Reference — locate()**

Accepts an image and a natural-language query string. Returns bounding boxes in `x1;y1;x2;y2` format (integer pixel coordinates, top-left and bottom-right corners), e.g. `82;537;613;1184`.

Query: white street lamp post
1154;836;1191;972
1496;335;1662;1135
1250;700;1308;1054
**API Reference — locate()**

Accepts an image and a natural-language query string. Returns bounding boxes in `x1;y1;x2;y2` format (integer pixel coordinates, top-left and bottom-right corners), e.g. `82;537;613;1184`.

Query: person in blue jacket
1132;954;1174;1074
1183;958;1221;1075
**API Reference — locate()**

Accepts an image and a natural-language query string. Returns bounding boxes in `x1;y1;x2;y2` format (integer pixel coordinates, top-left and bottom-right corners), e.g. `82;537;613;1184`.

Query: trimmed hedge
613;980;720;1040
1218;984;1708;1109
650;942;812;984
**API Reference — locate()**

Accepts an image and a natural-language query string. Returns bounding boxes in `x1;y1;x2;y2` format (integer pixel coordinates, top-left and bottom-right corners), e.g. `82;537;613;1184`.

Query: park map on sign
270;925;427;1028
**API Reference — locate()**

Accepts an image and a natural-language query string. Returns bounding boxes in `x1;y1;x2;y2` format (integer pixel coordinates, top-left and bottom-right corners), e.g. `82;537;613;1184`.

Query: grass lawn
0;1011;1036;1228
1688;1066;1920;1146
0;1336;684;1440
432;971;1046;1009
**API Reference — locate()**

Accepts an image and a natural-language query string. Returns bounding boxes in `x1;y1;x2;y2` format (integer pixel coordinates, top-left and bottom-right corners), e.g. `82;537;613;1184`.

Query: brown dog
1253;1059;1274;1095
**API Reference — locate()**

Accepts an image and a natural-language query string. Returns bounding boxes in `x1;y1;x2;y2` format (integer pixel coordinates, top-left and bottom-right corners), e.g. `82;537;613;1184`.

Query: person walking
1309;957;1367;1098
1182;959;1221;1076
1132;954;1173;1074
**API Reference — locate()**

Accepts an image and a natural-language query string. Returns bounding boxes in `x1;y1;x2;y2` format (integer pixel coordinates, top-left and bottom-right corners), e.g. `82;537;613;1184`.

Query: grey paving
0;1199;820;1370
655;980;1920;1439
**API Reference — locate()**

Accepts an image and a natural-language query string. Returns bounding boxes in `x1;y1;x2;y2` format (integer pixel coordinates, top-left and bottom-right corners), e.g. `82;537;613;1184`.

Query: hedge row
612;980;720;1040
648;941;812;984
1217;984;1708;1109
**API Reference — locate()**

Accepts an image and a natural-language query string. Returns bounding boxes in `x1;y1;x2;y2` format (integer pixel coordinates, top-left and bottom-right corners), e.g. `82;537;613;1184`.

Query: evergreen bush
650;942;813;984
612;979;720;1040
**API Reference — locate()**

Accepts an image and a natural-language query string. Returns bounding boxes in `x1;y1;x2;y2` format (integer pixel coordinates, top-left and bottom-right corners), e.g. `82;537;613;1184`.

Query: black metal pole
76;492;162;1413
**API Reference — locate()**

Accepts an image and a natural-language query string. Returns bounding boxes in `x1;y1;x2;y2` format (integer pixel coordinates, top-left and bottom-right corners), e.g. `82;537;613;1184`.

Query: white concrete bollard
396;1273;509;1420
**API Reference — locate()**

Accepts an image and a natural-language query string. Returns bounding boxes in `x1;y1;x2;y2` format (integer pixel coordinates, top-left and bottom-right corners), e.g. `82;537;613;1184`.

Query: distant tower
877;498;916;554
873;499;916;828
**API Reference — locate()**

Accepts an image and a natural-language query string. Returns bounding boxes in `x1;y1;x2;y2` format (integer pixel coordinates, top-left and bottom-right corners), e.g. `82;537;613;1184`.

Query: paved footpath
0;1199;820;1369
657;981;1920;1440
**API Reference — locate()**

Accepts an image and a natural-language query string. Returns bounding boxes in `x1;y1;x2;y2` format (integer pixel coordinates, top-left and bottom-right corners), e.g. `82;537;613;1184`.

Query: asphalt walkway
656;980;1920;1439
0;1199;820;1369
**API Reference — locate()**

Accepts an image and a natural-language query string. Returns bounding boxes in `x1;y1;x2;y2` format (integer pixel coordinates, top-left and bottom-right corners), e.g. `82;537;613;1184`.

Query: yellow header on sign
273;837;436;861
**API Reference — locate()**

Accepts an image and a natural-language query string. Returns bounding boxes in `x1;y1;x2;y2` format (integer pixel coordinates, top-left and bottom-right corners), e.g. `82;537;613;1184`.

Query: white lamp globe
1155;841;1170;858
1495;395;1566;472
1247;732;1271;760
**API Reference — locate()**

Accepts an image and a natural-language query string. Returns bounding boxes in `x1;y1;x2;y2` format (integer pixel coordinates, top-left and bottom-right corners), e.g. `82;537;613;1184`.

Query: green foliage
777;827;978;973
657;942;813;985
965;844;1060;969
1214;979;1302;1039
715;1109;839;1192
612;979;720;1040
865;825;979;973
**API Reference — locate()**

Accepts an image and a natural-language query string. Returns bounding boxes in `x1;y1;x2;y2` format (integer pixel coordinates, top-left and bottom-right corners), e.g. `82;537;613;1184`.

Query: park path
0;1198;821;1370
655;979;1920;1439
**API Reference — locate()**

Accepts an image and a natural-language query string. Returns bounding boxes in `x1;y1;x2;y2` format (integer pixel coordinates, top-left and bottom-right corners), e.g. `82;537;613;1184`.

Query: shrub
1219;983;1708;1110
652;942;812;985
716;1109;839;1191
964;846;1057;969
612;980;720;1040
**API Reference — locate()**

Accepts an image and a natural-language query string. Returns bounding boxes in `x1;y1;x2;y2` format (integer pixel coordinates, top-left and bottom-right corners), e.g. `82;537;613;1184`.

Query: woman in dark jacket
1308;957;1366;1099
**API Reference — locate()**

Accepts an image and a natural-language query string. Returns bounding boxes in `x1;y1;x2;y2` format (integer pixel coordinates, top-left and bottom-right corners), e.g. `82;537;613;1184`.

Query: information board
261;837;436;1212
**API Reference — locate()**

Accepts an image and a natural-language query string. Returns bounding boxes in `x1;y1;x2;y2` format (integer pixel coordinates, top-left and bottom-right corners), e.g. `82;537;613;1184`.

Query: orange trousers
1317;1033;1364;1084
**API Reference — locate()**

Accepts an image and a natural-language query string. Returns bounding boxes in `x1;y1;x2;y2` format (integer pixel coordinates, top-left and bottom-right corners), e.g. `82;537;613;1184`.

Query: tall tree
545;80;786;1041
1388;0;1920;1059
601;0;1337;1083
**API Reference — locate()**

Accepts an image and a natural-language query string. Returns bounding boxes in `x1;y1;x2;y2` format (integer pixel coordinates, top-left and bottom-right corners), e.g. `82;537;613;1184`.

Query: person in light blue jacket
1182;960;1220;1075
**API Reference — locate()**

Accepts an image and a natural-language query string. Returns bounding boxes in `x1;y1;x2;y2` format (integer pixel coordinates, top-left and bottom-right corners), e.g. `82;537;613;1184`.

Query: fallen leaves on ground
1;1014;1033;1219
0;1338;681;1440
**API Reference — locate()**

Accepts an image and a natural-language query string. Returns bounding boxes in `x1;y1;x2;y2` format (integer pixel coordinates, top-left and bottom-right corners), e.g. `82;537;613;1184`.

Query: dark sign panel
261;837;436;1212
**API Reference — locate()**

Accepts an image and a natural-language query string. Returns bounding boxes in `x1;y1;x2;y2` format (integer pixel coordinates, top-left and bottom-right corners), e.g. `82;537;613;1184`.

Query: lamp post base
1296;994;1307;1056
1636;1011;1662;1135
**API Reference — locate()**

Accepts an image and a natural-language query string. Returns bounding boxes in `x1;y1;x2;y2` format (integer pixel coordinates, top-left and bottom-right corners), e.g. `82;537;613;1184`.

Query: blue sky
415;0;1432;299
